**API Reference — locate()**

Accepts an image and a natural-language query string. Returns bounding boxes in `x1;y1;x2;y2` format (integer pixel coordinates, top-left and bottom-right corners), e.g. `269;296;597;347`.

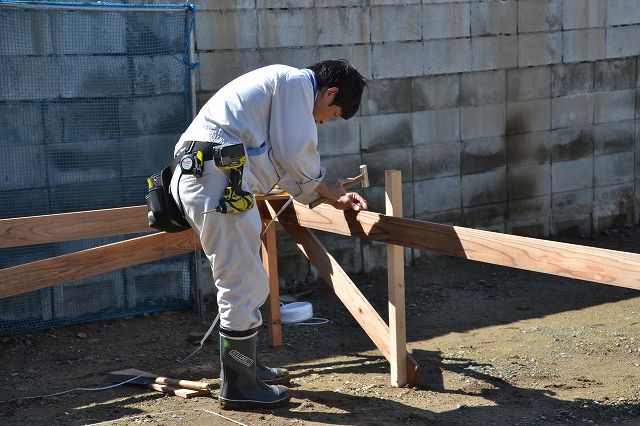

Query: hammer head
359;164;369;188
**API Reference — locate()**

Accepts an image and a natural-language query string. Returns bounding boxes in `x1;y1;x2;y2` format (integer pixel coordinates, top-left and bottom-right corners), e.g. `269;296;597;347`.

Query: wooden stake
261;219;283;347
385;170;407;387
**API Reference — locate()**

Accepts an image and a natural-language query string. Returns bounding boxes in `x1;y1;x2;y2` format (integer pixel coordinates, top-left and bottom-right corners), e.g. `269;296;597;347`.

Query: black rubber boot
257;362;290;385
219;327;290;410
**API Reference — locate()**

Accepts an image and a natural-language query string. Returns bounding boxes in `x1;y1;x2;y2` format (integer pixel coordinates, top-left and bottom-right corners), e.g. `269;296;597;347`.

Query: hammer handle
155;376;211;391
308;175;363;208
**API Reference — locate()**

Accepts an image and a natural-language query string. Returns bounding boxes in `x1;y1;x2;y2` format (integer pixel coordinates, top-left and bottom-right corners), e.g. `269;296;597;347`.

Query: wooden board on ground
107;368;212;399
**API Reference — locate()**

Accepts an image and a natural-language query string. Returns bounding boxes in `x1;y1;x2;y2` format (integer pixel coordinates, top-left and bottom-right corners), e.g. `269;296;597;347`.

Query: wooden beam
385;170;407;387
270;202;640;291
0;231;199;299
276;215;419;384
0;206;151;249
261;219;283;347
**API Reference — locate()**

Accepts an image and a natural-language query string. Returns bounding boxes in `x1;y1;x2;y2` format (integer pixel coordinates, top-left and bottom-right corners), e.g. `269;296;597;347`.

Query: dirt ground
4;227;640;425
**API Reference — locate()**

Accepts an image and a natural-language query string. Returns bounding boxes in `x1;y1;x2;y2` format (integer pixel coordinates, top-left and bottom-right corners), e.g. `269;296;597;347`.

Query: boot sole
219;395;291;410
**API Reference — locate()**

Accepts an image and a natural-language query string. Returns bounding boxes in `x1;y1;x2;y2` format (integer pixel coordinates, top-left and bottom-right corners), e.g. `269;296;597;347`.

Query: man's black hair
307;59;367;120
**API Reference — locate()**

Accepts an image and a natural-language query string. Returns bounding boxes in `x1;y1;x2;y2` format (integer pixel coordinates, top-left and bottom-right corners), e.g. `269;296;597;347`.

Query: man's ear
327;87;339;97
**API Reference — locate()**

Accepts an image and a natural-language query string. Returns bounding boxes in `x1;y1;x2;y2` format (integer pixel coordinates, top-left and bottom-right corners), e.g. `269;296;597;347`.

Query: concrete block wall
190;0;640;279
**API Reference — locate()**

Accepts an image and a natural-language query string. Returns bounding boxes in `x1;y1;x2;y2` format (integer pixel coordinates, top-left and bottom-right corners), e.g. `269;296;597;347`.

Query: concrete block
551;94;594;129
506;99;551;135
462;169;507;207
373;41;423;78
550;214;592;237
470;0;517;36
412;75;459;111
606;25;640;59
460;70;505;106
43;100;121;143
461;103;506;140
316;0;365;6
563;29;605;63
593;183;634;231
257;0;314;9
508;195;551;220
362;79;412;115
507;131;552;166
119;94;185;137
507;217;550;238
593;89;636;123
197;0;255;10
125;260;190;307
54;12;126;55
0;145;46;191
607;0;640;26
0;9;52;55
50;181;124;212
0;57;61;101
53;272;124;318
551;187;593;211
595;59;636;91
371;5;421;42
551;62;594;97
461;137;506;175
551;158;593;192
320;153;363;181
462;203;507;232
132;56;184;96
362;148;413;186
0;103;44;146
472;35;518;71
318;44;373;80
46;140;121;186
317;118;361;156
594;152;634;187
316;6;370;45
370;0;420;4
0;188;50;218
317;234;362;273
517;32;562;67
411;108;460;145
563;0;606;30
423;2;470;39
414;176;461;215
121;134;181;178
424;38;472;75
518;0;563;32
60;56;131;98
0;289;50;322
507;66;551;101
196;10;257;50
260;47;318;70
413;143;460;180
508;163;551;200
551;127;594;161
361;240;387;273
594;120;635;155
258;9;316;48
360;113;412;151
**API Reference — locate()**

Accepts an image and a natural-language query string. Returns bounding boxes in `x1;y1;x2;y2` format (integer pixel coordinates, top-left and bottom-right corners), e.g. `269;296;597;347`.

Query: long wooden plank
0;231;199;299
272;201;640;291
277;217;419;384
0;206;150;248
385;171;407;387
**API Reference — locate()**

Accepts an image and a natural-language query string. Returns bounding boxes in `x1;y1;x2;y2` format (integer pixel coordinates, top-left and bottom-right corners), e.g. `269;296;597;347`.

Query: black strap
175;140;220;161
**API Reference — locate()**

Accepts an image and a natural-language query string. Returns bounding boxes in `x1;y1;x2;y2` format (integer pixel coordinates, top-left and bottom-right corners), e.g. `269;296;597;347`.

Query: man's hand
328;192;368;211
314;177;354;200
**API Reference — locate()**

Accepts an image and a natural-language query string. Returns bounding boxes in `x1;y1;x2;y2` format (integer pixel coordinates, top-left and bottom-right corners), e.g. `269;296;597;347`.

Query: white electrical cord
179;313;220;363
280;302;329;326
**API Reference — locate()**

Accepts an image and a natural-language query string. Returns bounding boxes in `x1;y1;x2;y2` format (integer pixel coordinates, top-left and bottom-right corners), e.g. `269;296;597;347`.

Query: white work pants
170;158;268;332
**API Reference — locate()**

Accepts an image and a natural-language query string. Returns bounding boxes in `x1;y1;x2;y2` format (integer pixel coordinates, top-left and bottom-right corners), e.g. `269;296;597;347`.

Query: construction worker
169;59;368;410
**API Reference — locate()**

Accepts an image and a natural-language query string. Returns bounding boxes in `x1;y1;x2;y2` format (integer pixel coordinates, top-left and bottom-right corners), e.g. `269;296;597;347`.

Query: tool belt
146;141;255;232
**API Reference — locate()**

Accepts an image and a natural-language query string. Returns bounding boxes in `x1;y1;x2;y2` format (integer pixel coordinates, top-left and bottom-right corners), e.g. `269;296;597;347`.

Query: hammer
309;164;369;208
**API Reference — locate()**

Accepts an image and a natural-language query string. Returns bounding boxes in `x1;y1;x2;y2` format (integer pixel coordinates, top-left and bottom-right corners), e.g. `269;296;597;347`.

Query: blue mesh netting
0;1;197;335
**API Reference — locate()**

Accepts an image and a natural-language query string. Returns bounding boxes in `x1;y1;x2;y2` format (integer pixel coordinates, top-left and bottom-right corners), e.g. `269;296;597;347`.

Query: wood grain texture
261;218;283;347
0;231;199;298
271;202;640;291
279;220;419;384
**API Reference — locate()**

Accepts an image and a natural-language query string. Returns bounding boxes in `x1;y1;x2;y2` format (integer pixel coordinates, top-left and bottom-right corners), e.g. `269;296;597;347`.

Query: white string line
0;375;146;404
179;312;220;363
200;409;250;426
85;410;189;425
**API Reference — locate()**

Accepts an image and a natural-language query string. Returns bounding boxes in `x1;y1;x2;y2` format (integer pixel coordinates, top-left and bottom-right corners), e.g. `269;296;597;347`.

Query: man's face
313;87;342;125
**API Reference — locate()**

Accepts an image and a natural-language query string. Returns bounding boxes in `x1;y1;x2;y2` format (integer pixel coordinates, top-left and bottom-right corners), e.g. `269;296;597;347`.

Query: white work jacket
178;64;326;204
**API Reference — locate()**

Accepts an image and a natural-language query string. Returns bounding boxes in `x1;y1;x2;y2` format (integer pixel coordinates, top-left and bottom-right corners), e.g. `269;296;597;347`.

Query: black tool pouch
145;165;191;233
